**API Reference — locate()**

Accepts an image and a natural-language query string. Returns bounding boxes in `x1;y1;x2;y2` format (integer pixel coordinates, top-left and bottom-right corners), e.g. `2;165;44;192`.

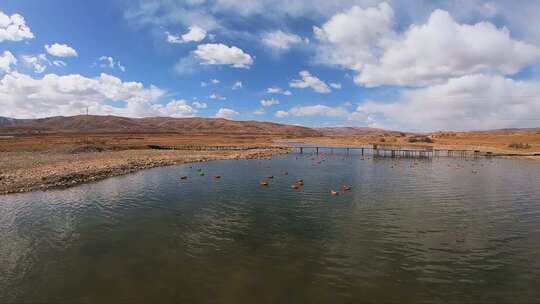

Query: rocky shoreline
0;147;290;195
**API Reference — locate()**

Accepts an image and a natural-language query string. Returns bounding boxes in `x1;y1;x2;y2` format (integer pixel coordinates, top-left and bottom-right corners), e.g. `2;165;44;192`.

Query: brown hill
316;127;410;137
0;115;322;137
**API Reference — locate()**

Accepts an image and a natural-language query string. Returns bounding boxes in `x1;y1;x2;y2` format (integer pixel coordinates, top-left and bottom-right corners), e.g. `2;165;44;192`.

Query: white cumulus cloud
267;86;292;96
20;54;50;73
0;51;17;73
278;104;365;121
260;98;279;107
314;3;395;73
154;99;197;118
329;82;342;89
232;81;243;89
45;43;78;57
99;56;126;72
202;79;221;87
262;30;306;50
52;60;67;67
215;107;239;119
288;104;349;117
314;3;540;87
275;110;289;118
167;25;207;43
356;74;540;131
193;101;208;109
209;93;226;100
289;70;331;93
193;43;253;68
358;10;540;87
0;11;34;42
0;71;173;119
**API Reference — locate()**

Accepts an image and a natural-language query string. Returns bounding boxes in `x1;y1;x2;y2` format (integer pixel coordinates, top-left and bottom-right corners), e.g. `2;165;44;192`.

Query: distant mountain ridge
318;127;540;136
0;115;322;136
316;127;410;136
2;116;535;136
0;116;22;127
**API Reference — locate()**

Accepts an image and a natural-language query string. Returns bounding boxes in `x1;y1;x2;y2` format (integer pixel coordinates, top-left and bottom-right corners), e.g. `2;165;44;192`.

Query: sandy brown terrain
293;128;540;156
0;133;284;152
0;116;313;194
0;145;289;195
1;116;539;195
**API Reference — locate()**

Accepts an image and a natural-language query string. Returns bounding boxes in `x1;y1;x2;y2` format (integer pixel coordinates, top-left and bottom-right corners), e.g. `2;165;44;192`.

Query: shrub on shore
408;136;434;143
509;142;531;149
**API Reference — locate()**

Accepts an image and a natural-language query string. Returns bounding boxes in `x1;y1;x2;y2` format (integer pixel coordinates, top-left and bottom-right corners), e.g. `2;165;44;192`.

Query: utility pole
85;107;89;146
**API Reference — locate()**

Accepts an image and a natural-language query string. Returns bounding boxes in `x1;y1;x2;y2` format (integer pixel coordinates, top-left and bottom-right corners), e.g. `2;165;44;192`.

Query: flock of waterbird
180;168;220;180
254;153;356;196
178;152;354;196
179;151;489;196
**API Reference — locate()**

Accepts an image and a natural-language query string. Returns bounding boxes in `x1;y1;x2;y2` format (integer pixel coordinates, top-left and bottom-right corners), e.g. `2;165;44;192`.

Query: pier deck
293;145;488;158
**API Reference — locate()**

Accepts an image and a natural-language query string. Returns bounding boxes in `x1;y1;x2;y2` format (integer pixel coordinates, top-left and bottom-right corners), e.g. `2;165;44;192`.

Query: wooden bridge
145;143;509;159
293;145;485;158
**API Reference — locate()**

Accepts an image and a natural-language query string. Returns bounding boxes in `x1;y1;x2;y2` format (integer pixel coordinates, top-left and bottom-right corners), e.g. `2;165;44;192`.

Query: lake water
1;151;540;303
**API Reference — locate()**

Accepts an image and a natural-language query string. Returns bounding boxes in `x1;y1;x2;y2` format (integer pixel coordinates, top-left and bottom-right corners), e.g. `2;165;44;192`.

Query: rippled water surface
1;152;540;303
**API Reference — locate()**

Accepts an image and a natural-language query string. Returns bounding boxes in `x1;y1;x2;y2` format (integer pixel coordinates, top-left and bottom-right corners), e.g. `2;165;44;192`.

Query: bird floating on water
342;185;352;191
181;176;188;180
260;181;269;186
331;190;339;196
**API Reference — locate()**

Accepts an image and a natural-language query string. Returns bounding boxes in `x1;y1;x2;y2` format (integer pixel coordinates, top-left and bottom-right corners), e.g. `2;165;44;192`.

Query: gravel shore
0;147;289;195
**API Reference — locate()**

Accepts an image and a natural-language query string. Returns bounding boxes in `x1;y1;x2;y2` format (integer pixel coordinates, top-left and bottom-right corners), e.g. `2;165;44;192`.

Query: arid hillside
1;116;539;155
316;127;409;137
430;129;540;153
294;127;540;155
0;115;321;137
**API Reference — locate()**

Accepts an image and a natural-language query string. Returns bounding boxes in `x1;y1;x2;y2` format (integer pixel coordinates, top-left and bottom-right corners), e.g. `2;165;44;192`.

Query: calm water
1;152;540;303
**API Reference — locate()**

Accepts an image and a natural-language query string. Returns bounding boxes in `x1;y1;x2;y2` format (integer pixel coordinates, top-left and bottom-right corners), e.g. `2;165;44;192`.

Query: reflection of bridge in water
293;145;485;159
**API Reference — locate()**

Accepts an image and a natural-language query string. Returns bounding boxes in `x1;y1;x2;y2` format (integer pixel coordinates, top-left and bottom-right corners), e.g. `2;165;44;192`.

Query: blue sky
1;0;540;131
